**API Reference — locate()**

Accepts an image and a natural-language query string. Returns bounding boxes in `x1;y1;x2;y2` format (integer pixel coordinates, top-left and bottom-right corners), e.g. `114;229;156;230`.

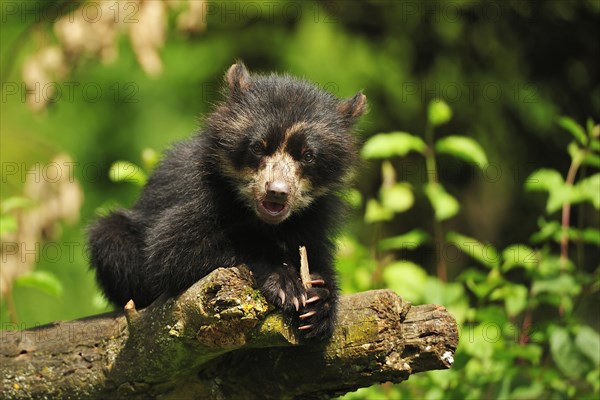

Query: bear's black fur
88;63;367;340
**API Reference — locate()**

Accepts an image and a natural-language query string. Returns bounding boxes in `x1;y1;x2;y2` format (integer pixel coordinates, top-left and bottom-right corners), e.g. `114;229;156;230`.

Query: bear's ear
226;62;251;94
337;92;367;125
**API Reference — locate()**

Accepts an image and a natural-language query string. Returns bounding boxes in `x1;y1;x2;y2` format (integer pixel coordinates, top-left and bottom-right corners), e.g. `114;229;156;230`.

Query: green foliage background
1;1;599;398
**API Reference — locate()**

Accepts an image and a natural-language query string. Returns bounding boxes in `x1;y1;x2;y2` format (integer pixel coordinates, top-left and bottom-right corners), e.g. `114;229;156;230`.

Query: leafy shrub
340;105;600;399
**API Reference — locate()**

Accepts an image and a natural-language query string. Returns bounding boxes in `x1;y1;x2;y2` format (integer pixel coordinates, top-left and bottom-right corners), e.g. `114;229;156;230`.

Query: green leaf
382;261;428;302
567;141;582;163
421;279;470;325
380;183;414;213
352;267;373;292
508;343;543;364
550;326;592;378
361;132;426;159
562;227;600;245
590;138;600;152
532;274;581;297
581;228;600;245
536;253;574;277
380;160;396;184
141;148;160;171
458;269;497;299
586;118;595;137
109;161;147;186
336;236;376;293
428;99;452;127
435;136;488;169
474;304;508;325
558;116;587;145
574;173;600;209
364;199;393;223
0;215;17;236
582;153;600;168
530;218;561;243
446;231;500;268
421;279;466;308
14;270;63;298
461;322;499;360
525;168;564;192
1;197;34;213
378;229;431;251
587;368;600;393
424;182;460;221
501;244;539;272
592;124;600;139
547;187;576;214
490;284;528;317
525;169;573;213
510;383;545;400
575;326;600;366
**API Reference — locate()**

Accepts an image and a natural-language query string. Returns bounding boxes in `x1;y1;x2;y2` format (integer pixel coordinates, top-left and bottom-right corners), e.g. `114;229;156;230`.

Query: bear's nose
265;180;289;201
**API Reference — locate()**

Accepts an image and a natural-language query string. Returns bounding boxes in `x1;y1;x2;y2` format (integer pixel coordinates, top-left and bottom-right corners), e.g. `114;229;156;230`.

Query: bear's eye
302;150;315;163
250;142;264;156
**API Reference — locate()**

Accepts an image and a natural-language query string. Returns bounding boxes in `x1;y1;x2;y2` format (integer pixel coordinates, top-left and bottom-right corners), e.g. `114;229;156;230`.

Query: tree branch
1;266;458;399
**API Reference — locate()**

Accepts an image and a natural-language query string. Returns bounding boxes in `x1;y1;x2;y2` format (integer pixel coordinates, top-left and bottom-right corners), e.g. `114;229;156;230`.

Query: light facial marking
259;151;297;197
221;124;336;223
281;121;310;148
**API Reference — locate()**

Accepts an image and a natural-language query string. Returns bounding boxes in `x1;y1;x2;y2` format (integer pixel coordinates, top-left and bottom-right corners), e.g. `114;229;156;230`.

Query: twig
560;153;584;268
299;246;312;289
424;121;447;282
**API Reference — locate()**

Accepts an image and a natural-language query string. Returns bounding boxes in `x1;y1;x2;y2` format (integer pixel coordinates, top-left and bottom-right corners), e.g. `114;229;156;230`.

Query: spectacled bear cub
88;63;367;341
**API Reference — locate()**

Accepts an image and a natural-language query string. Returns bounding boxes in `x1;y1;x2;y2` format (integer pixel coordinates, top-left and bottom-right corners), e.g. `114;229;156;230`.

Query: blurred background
1;0;599;398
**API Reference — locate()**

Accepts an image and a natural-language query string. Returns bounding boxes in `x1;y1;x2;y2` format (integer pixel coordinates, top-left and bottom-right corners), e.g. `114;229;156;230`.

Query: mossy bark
1;266;458;399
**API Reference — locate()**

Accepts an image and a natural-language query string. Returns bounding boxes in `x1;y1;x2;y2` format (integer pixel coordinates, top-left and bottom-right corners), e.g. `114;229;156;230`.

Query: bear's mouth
257;200;290;224
262;201;285;214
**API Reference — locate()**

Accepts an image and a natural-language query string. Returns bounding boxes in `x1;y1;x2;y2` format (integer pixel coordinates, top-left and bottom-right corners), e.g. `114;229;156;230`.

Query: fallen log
0;266;458;399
